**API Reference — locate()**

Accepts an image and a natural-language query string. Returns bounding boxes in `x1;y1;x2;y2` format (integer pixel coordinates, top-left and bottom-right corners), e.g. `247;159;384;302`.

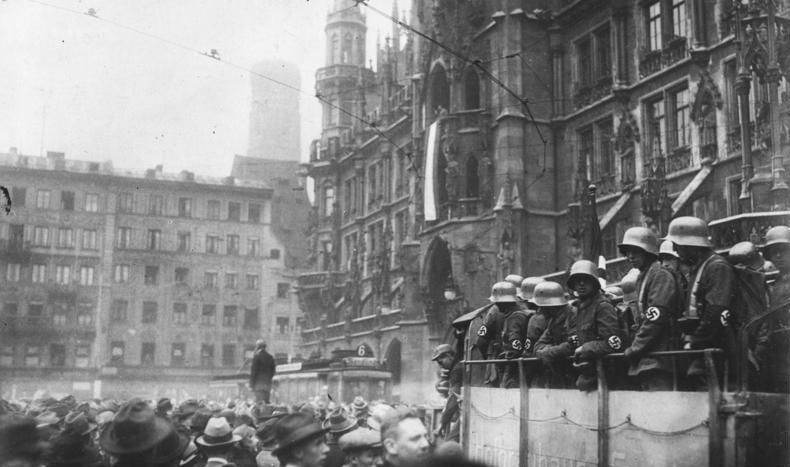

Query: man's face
571;277;598;299
674;244;703;266
384;418;430;465
298;435;329;467
352;448;382;467
766;245;790;273
436;354;454;370
622;247;649;270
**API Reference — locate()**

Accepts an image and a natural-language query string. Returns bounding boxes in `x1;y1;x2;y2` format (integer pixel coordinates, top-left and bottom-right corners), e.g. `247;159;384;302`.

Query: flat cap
338;427;381;453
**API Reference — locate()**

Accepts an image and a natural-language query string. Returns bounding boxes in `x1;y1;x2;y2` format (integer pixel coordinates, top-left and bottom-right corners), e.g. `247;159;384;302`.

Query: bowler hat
271;413;327;456
321;408;357;434
99;398;173;455
196;417;241;447
63;411;97;436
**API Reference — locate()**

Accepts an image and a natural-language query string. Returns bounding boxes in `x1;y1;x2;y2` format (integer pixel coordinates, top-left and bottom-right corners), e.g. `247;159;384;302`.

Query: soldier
762;226;790;305
665;216;736;389
563;260;622;391
532;281;576;388
475;282;523;387
519;277;546;357
430;344;462;441
618;227;682;390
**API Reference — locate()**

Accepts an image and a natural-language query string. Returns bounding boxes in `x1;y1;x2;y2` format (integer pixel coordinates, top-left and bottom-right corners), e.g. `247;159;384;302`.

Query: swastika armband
524;338;532;350
645;306;661;322
608;335;623;350
477;325;488;337
720;310;731;327
511;339;522;351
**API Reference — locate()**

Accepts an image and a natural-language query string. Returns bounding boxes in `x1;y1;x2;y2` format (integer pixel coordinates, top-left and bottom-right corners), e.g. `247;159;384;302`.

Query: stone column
735;72;754;207
689;0;707;49
765;2;790;208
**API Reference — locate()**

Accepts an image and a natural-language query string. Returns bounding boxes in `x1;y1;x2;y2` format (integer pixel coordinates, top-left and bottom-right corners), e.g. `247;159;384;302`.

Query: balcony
593;174;618;197
639;36;689;78
296;271;348;290
666;147;692;173
0;316;94;338
316;65;375;86
572;76;613;110
709;211;790;251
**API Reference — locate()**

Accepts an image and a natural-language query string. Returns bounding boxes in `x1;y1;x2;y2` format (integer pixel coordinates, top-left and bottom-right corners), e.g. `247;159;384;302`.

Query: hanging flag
423;121;440;221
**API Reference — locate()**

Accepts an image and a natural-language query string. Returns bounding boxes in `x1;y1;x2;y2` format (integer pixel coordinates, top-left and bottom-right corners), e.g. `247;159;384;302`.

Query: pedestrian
321;407;358;467
271;413;329;467
430;344;461;442
475;281;522;387
532;281;576;388
250;341;276;404
379;407;430;467
350;397;369;428
254;418;279;467
338;427;382;467
618;227;682;391
156;398;173;420
48;411;103;467
665;216;737;389
195;417;251;467
0;414;50;467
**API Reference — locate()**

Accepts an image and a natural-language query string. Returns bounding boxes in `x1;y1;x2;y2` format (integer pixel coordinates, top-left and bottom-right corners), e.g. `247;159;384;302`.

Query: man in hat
195;417;253;467
338;427;382;467
156;398;173;420
475;281;522;387
322;407;358;467
48;411;103;467
431;344;461;442
350;397;369;427
379;407;429;467
271;412;329;467
250;340;276;404
0;414;50;467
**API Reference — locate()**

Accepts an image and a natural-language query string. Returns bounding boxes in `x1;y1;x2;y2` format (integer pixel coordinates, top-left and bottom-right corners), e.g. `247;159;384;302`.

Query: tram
458;301;790;467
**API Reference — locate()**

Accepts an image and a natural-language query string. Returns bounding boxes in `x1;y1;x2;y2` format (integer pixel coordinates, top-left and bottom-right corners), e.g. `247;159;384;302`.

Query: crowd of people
0;392;489;467
467;217;790;393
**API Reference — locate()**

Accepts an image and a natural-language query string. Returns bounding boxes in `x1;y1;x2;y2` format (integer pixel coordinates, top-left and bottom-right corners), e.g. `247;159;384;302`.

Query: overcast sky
0;0;400;176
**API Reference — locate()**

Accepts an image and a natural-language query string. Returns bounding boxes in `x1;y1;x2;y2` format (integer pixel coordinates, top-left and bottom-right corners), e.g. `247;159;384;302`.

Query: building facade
0;150;301;400
301;0;790;404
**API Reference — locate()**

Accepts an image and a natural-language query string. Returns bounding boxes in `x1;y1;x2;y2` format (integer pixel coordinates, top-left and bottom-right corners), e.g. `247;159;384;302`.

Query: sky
0;0;401;176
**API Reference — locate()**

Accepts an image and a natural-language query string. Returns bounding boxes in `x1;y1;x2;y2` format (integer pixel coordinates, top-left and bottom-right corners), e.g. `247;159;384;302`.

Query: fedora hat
351;397;368;413
271;413;327;456
34;410;60;429
322;408;357;434
99;398;173;455
63;411;97;436
196;417;241;447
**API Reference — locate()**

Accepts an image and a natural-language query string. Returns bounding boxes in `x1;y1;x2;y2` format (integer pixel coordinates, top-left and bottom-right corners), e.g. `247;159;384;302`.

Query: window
247;238;260;257
144;266;159;285
148;194;163;216
596;119;615;178
11;187;26;207
25;345;40;367
201;305;216;325
243;346;255;361
79;266;95;286
206;235;220;254
60;191;75;211
82;229;97;250
270;249;281;260
118;192;133;213
142;301;158;323
243;308;259;328
6;263;20;282
225;273;238;289
141;342;155;365
110;341;125;364
223;306;237;327
57;228;74;248
75;344;90;368
595;27;611;79
226;235;239;255
171;343;185;366
672;0;688;38
222;344;236;366
201;344;214;367
112;300;128;322
324;186;335;217
227;202;241;221
579;126;594;178
28;303;43;317
207;200;221;219
464;69;480;109
77;308;93;326
53;311;67;326
173;303;187;324
178;197;192;217
577;38;592;85
147;229;162;250
9;224;24;249
114;264;130;283
3;303;18;317
670;87;690;149
36;189;50;209
246;274;259;290
248;203;261;223
277;283;290;299
276;317;289;335
177;232;191;252
85;193;99;212
32;264;47;283
50;344;66;367
117;227;132;249
0;345;13;366
647;1;663;50
175;267;189;284
55;265;71;285
204;272;218;288
645;97;665;158
33;226;50;246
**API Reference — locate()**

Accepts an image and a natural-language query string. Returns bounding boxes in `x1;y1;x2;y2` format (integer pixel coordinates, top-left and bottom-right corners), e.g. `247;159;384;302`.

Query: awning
671;165;713;215
452;303;492;329
598;192;633;231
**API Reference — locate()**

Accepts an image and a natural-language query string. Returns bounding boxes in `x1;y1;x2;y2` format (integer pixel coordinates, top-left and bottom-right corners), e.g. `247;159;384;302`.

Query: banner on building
424;121;439;221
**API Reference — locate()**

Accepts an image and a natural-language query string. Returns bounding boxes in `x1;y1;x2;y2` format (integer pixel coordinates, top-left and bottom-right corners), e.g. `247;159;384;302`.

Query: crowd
0;392;488;467
466;217;790;393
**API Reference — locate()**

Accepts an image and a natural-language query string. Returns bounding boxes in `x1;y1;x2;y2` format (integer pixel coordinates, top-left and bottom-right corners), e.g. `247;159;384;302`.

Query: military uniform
523;311;547;357
625;260;681;388
533;305;575;388
571;291;623;391
476;301;520;386
499;308;533;388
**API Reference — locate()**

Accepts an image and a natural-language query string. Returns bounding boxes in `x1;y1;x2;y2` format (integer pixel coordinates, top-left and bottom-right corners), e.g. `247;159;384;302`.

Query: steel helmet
431;344;455;361
489;281;519;303
728;241;765;270
566;260;599;288
504;274;524;288
518;276;545;301
763;226;790;248
604;286;624;302
532;281;568;307
618;227;659;256
664;216;712;248
658;240;679;258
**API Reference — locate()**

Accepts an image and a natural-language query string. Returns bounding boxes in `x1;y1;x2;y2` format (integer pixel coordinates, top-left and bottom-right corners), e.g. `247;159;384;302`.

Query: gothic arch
465;154;480;198
428;62;450;121
421;236;452;300
383;338;401;385
463;68;480;109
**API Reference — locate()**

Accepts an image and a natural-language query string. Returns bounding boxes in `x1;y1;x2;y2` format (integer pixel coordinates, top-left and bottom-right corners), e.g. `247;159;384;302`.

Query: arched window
323;185;335;217
466;156;479;197
464;69;480;109
342;33;353;64
331;34;340;65
429;65;450;120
